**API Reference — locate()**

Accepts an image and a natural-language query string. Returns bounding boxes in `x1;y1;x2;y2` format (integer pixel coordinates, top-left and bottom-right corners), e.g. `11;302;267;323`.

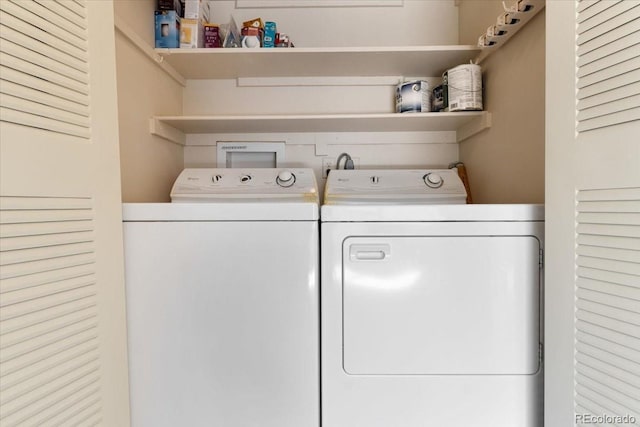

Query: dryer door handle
349;244;391;261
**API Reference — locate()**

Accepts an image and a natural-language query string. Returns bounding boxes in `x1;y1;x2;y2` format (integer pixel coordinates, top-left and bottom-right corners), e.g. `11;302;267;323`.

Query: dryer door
343;236;541;375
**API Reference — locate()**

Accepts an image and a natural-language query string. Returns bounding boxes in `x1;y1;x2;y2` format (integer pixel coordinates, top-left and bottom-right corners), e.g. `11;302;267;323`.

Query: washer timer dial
276;170;296;187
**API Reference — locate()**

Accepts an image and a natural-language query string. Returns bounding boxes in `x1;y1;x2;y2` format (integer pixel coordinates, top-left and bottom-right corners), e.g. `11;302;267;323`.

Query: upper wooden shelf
150;111;492;145
155;45;481;79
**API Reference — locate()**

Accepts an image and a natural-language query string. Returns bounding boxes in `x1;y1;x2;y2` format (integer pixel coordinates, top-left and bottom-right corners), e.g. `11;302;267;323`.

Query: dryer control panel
324;169;467;205
171;168;318;202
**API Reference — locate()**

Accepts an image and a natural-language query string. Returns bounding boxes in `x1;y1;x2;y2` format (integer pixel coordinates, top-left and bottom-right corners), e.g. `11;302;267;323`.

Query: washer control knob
423;173;443;188
240;175;252;183
276;170;296;187
212;174;222;183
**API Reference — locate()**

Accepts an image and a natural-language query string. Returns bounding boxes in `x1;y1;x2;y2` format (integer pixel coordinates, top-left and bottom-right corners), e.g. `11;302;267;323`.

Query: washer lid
123;202;318;221
170;168;319;203
323;169;467;205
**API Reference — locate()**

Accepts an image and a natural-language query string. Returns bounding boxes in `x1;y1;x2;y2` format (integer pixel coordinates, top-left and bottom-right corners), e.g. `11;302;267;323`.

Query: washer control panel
171;168;318;202
325;169;467;205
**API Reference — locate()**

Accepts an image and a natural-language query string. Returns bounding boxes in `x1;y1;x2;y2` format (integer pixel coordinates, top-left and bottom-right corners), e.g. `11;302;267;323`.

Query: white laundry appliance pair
123;167;543;427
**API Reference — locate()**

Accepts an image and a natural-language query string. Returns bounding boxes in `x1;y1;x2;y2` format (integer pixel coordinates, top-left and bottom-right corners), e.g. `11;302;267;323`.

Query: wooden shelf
155;45;481;79
150;111;492;145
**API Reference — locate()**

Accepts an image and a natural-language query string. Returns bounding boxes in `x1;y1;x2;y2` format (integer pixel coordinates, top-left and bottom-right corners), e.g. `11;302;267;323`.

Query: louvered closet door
546;1;640;426
0;1;130;426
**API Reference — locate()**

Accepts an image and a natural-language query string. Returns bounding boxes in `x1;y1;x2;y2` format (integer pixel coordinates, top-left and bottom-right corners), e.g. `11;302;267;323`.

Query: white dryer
123;168;319;427
321;169;543;427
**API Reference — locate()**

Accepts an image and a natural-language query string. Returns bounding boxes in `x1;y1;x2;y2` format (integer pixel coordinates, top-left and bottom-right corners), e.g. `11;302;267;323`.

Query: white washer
321;169;543;427
123;168;319;427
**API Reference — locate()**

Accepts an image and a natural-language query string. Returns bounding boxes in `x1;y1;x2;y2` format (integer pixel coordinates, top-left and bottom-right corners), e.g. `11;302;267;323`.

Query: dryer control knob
276;171;296;187
424;173;444;188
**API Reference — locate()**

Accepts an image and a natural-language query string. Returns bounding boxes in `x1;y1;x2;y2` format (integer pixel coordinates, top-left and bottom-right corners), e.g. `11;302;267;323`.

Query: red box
204;24;222;48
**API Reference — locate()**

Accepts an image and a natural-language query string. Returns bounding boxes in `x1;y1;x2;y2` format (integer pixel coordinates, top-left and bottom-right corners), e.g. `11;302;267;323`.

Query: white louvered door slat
577;2;639;33
577;68;640;98
546;1;640;425
577;46;639;78
577;33;640;68
0;38;89;85
577;57;640;88
0;0;130;425
1;80;90;117
0;66;90;107
0;52;89;95
577;7;640;47
0;93;92;128
577;0;619;18
34;0;88;29
0;1;87;51
577;82;640;110
577;0;601;14
0;10;89;65
54;0;87;20
575;0;640;134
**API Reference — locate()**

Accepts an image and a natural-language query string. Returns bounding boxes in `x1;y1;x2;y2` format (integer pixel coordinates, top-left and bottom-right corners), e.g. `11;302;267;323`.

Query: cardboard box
183;0;210;21
180;18;204;48
204;24;222;48
263;21;276;48
155;11;180;48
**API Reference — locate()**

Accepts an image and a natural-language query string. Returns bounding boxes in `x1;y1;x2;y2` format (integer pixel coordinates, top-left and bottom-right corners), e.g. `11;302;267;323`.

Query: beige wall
114;1;184;202
458;1;545;204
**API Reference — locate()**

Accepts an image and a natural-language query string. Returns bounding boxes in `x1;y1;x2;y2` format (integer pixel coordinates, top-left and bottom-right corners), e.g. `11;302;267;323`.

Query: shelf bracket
456;112;492;142
149;118;186;145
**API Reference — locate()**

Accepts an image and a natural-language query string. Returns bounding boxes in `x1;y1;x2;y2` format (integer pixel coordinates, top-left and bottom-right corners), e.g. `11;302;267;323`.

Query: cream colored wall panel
209;0;458;47
183;79;397;115
1;0;130;425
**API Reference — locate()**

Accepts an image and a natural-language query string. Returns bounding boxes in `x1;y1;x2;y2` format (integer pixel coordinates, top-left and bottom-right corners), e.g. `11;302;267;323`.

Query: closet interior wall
113;0;543;202
115;0;184;203
458;0;545;204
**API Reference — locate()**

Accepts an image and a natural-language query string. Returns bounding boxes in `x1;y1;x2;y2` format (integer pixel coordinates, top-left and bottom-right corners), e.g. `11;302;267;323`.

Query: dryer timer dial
423;173;444;189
